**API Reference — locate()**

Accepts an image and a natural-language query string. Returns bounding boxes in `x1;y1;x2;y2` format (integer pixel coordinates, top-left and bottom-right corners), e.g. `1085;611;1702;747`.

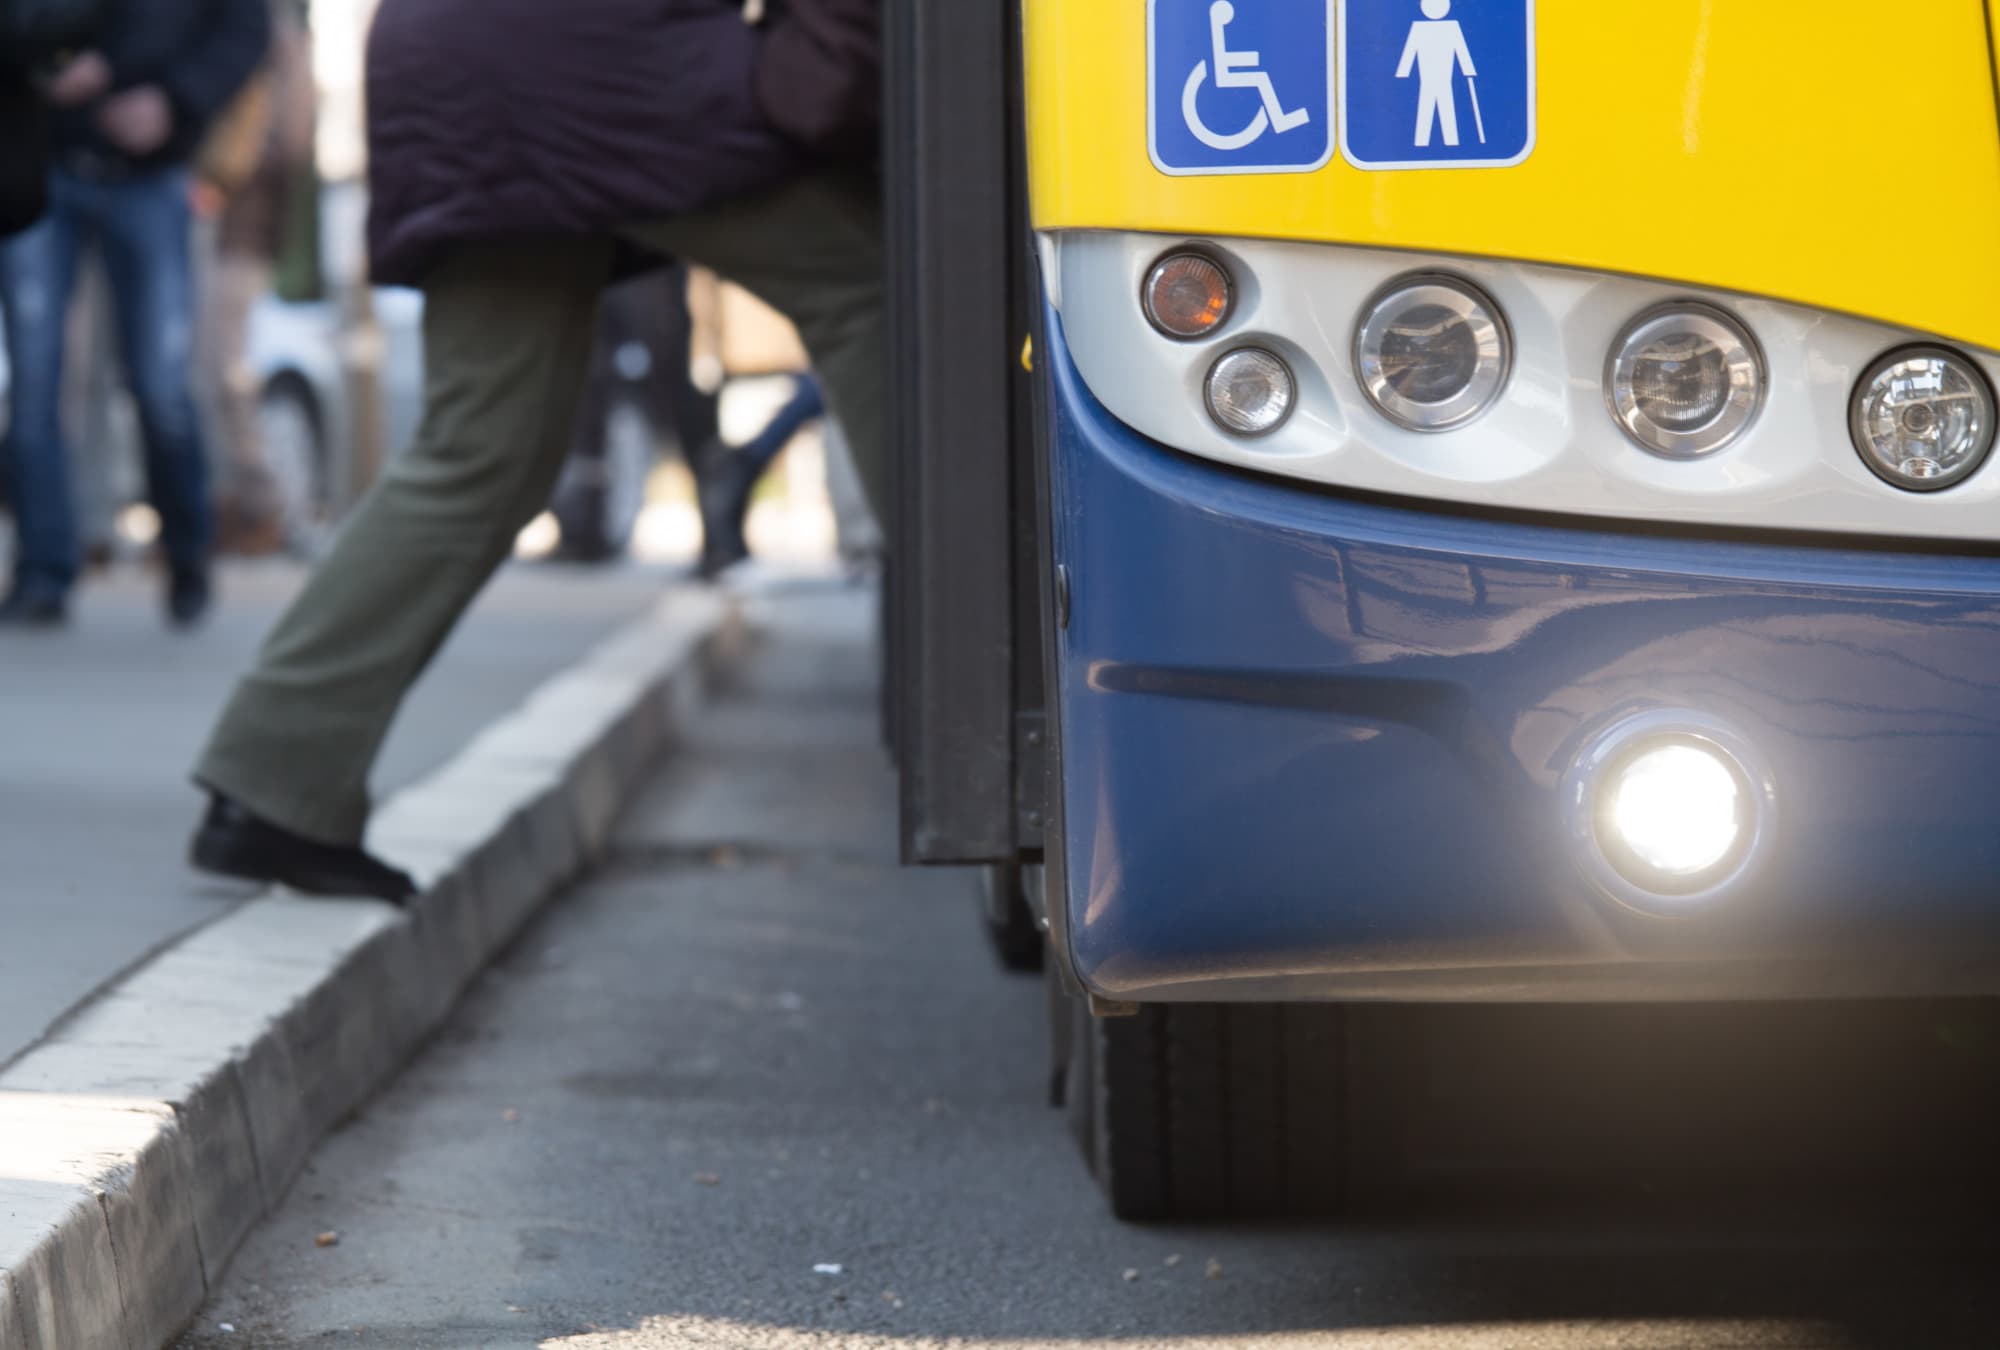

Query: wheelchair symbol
1181;1;1313;151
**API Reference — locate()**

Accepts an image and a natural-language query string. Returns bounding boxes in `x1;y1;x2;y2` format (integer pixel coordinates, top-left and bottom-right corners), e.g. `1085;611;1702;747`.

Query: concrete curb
0;588;745;1350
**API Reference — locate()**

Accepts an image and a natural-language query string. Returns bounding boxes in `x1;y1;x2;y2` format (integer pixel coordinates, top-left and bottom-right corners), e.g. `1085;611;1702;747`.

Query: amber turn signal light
1142;251;1233;341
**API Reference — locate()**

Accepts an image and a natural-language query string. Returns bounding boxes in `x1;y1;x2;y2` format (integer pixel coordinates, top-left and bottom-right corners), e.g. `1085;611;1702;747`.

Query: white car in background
247;286;426;543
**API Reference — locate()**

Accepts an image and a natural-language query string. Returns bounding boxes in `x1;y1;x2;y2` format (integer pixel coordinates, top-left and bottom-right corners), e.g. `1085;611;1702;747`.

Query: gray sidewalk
0;559;665;1070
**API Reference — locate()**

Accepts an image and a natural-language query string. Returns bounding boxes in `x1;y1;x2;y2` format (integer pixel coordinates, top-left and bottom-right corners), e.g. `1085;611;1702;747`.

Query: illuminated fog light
1563;713;1775;914
1205;348;1295;436
1354;274;1510;431
1143;251;1234;341
1605;743;1743;879
1850;345;1996;492
1606;304;1763;458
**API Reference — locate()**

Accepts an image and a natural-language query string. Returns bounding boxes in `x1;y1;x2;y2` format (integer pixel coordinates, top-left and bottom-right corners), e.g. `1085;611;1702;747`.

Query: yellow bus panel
1026;1;2000;353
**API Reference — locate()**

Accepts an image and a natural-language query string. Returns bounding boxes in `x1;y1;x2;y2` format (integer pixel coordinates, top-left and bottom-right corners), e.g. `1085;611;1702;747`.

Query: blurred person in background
1;20;56;237
3;0;95;525
2;0;110;235
189;0;881;900
698;371;825;577
559;269;871;578
551;264;722;565
200;0;316;557
0;0;270;628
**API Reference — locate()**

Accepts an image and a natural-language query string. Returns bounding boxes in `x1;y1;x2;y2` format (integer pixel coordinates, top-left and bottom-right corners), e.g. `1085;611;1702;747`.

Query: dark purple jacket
365;0;875;287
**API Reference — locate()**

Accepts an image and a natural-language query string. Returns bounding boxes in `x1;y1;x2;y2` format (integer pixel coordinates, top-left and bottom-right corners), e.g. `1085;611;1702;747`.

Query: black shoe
190;794;418;904
697;532;751;581
695;443;756;579
0;587;67;628
167;567;212;629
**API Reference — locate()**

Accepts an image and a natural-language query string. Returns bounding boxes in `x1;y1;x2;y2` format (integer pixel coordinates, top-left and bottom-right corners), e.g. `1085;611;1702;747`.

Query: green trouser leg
622;168;888;518
195;240;615;844
195;169;886;845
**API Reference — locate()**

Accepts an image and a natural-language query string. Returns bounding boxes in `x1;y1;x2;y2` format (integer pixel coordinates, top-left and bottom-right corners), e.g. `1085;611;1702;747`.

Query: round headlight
1606;304;1763;458
1353;274;1510;432
1205;347;1295;437
1142;251;1233;341
1849;345;1996;492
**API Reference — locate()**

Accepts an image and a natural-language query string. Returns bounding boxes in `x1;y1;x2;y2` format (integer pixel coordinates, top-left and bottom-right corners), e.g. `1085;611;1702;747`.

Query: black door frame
884;0;1047;868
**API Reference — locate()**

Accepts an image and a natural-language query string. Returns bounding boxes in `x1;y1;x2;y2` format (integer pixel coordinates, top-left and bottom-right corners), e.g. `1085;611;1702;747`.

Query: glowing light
1608;742;1742;877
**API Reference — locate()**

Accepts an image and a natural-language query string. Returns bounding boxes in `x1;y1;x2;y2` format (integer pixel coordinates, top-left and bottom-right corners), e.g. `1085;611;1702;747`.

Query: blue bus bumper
1044;319;2000;1002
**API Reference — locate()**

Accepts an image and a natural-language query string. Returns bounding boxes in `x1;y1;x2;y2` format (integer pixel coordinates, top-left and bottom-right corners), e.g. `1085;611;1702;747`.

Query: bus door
883;0;1050;951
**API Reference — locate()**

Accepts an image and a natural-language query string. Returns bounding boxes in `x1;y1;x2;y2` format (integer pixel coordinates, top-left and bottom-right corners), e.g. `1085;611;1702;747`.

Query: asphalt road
0;559;663;1066
180;585;2000;1350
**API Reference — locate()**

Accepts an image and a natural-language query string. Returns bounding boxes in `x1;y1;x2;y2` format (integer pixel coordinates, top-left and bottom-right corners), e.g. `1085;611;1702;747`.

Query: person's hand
41;51;111;107
97;86;174;156
190;177;227;220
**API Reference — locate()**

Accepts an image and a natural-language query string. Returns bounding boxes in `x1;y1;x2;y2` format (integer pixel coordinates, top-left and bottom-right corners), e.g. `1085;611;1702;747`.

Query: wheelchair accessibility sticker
1337;0;1535;169
1148;0;1335;176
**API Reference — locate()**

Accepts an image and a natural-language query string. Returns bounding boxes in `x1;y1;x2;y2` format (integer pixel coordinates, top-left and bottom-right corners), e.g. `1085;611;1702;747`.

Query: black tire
979;863;1044;973
1060;981;1346;1221
256;376;330;536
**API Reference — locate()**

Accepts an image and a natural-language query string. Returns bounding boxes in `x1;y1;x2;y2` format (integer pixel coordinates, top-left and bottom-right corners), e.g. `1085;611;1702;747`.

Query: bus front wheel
1058;977;1347;1220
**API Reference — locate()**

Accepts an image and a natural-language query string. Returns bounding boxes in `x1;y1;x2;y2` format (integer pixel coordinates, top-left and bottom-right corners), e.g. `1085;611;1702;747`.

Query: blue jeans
0;166;212;597
738;373;824;478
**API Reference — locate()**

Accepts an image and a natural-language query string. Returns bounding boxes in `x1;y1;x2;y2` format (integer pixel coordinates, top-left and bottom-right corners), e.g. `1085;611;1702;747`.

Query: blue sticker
1338;0;1535;169
1148;0;1336;177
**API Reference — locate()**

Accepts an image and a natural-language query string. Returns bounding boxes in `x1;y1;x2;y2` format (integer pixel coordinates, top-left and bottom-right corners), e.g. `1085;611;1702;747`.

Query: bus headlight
1205;348;1295;436
1606;304;1763;459
1353;274;1510;432
1850;346;1996;492
1143;251;1234;341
